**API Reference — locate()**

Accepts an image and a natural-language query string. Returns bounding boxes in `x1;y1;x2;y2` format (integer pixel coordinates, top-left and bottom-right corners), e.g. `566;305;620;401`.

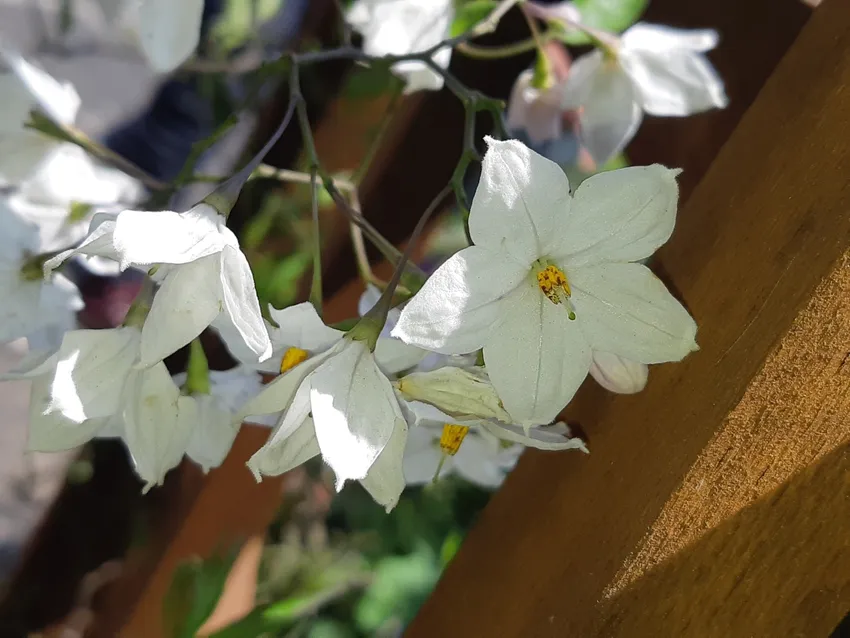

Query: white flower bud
589;351;648;394
394;366;512;423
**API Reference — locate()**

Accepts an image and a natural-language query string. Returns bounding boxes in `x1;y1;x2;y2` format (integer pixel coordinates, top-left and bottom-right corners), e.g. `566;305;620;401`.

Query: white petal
247;380;316;479
310;340;404;486
622;23;719;54
43;214;122;275
453;435;515;488
480;420;588;451
123;363;196;489
469;138;571;264
48;328;139;423
374;337;427;375
394;60;445;93
575;62;643;166
621;46;727;116
238;345;339;418
357;285;382;318
0;280;47;344
140;254;222;367
571;262;698;363
27;376;108;452
392;246;525;354
589;350;648;394
395;366;512;422
507;70;563;145
136;0;205;72
111;205;228;269
359;418;408;511
212;245;272;363
185;395;239;472
484;286;592;426
267;302;344;352
555;165;680;267
402;427;442;485
3;51;80;125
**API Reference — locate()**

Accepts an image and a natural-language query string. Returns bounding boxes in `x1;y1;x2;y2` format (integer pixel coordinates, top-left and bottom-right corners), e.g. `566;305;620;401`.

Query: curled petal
571;262;698;364
480;420;588;452
247;381;317;479
484;286;592;427
213;245;272;363
469;138;572;264
622;23;719;53
392;246;525;355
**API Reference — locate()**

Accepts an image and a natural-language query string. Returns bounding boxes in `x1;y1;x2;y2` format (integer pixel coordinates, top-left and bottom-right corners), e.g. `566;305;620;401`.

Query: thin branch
308;166;323;316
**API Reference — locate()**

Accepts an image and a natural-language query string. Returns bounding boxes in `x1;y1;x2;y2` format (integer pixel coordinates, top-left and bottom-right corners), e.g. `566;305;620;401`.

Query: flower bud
506;69;563;145
394;366;512;423
589;351;648;394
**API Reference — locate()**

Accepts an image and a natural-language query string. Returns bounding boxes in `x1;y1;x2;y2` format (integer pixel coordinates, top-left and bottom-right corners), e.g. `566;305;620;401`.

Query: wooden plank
406;0;850;636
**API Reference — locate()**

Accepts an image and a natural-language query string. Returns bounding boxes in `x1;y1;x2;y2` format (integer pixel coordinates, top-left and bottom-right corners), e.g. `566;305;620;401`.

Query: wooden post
406;1;850;636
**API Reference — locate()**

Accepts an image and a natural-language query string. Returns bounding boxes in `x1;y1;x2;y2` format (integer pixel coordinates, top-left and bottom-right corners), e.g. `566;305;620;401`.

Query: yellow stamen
536;264;571;303
439;423;470;456
280;347;309;374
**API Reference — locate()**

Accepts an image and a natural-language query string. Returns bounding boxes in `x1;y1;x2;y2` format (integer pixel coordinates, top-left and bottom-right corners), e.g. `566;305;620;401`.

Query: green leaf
450;0;497;37
163;547;240;638
185;339;211;396
555;0;648;45
266;252;312;308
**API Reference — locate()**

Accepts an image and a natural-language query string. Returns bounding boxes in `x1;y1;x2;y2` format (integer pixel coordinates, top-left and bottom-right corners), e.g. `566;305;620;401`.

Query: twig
308;166;323;316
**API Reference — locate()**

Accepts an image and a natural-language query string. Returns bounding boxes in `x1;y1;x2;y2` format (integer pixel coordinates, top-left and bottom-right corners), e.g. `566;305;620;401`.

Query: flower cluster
0;0;717;511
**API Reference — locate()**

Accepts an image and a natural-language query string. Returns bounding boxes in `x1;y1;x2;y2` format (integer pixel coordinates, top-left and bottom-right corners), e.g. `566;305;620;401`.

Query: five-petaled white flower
346;0;454;94
401;399;587;488
0;198;82;349
560;23;728;165
0;50;81;184
44;203;272;367
393;138;697;426
238;302;409;511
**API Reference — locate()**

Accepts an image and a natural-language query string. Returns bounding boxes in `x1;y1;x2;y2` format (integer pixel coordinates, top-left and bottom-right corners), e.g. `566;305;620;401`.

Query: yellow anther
439;423;470;456
280;347;309;374
536;264;572;304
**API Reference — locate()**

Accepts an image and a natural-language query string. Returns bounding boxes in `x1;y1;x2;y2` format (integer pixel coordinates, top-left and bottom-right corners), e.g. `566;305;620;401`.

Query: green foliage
450;0;497;37
354;544;441;633
341;66;400;101
554;0;649;45
185;339;211;396
212;0;286;52
163;546;240;638
253;252;312;309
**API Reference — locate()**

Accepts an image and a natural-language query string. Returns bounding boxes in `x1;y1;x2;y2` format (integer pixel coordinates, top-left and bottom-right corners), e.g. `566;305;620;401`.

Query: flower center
533;260;576;320
439;423;470;456
280;347;310;374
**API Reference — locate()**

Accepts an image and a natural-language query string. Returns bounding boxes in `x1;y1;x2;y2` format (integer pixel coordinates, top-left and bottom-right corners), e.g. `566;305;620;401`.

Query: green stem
308;167;323;317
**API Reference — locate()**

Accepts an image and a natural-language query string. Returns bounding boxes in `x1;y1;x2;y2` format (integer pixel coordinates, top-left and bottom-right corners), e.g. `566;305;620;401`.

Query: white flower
0;198;82;348
589;350;647;394
44;203;272;367
346;0;454;94
401;400;586;488
130;0;205;73
5;333;195;489
560;23;728;164
0;50;81;184
393;139;697;426
506;69;564;145
238;302;408;510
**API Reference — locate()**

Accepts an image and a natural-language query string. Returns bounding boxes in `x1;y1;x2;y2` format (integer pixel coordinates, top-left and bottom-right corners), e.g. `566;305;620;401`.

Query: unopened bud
394;366;511;422
589;351;648;394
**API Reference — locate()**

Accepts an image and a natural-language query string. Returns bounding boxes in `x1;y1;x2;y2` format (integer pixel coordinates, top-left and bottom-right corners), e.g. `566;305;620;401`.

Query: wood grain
406;0;850;635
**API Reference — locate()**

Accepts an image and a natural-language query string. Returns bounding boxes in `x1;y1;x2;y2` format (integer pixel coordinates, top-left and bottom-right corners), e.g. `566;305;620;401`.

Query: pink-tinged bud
506;70;564;145
589;351;648;394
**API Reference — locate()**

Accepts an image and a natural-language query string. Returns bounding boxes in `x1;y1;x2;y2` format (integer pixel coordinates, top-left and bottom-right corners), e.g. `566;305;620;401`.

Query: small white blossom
393;139;697;426
346;0;454;94
0;199;82;349
589;350;648;394
560;23;728;164
238;302;408;510
0;50;80;184
44;203;272;367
